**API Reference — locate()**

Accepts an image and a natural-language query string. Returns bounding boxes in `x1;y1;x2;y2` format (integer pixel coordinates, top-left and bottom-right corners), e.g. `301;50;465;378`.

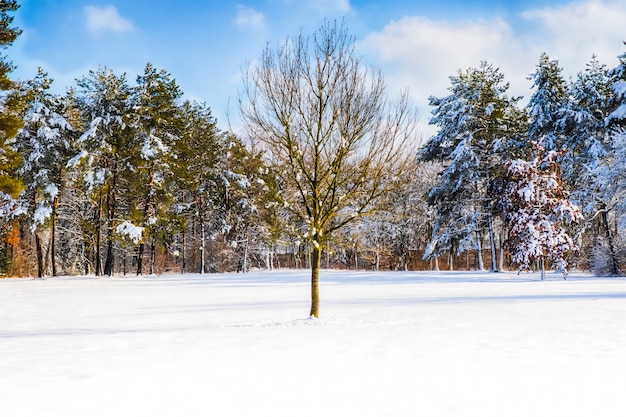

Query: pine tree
558;56;618;275
527;53;569;152
13;69;74;277
0;0;24;212
72;66;134;276
130;63;183;275
172;100;222;273
421;61;526;271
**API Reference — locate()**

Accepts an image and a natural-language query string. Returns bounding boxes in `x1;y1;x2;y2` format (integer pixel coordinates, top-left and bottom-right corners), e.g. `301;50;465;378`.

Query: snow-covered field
2;269;626;416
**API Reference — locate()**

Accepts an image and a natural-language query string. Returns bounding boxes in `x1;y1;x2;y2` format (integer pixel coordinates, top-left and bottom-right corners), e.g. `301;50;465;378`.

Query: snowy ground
2;269;626;417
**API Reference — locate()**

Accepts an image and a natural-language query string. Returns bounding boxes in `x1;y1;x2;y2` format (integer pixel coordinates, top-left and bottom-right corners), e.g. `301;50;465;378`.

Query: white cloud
360;16;526;134
84;5;134;35
234;5;265;30
308;0;351;14
520;0;626;66
360;0;626;136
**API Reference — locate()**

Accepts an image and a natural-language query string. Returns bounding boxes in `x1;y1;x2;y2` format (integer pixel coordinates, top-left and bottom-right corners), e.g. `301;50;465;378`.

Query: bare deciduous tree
240;21;418;317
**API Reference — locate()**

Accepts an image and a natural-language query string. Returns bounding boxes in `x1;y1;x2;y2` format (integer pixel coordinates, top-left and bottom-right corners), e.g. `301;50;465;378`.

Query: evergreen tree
558;56;618;274
72;66;134;276
13;69;74;277
0;0;24;210
527;53;569;152
421;61;526;271
130;63;183;275
172;100;222;273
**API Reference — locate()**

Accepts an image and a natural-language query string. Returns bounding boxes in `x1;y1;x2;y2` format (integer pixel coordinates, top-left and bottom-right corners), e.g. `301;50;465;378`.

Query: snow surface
2;269;626;416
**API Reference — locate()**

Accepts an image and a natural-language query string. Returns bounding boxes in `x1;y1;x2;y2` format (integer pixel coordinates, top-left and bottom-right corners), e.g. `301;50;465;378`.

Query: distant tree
500;142;582;279
421;61;527;271
240;21;417;317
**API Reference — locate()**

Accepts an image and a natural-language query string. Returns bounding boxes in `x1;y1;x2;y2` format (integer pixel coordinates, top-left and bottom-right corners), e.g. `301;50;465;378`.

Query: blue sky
10;0;626;134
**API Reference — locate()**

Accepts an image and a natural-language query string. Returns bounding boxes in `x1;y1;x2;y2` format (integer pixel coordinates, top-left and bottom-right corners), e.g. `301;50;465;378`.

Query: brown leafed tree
240;21;418;317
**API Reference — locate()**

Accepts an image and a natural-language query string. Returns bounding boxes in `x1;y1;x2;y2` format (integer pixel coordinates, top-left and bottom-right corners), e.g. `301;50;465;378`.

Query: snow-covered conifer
421;61;526;271
130;63;182;275
13;69;74;277
527;53;569;152
73;66;133;276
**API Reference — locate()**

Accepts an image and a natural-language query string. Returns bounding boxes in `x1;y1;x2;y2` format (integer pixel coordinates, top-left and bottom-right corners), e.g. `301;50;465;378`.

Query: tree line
0;5;624;283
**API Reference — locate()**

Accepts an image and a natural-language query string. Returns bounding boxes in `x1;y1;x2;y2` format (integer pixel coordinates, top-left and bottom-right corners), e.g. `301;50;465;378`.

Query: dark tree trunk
601;208;621;276
35;232;44;278
137;243;144;276
95;190;103;276
182;228;186;274
103;170;117;276
50;196;58;276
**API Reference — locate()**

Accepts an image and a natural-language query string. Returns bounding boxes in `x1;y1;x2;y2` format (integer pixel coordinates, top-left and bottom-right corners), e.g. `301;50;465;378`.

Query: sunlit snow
1;269;625;416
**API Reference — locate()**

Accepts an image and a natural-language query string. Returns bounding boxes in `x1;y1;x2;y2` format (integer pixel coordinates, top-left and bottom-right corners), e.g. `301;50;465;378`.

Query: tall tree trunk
104;171;117;276
310;239;322;318
50;196;58;276
182;227;186;274
200;212;206;274
149;239;156;275
487;202;497;272
498;224;505;272
136;243;144;275
35;231;44;278
103;239;114;276
476;230;484;271
95;190;103;276
600;206;620;276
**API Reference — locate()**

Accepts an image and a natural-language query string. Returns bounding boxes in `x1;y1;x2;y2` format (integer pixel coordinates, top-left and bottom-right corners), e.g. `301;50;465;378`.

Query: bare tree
240;21;418;317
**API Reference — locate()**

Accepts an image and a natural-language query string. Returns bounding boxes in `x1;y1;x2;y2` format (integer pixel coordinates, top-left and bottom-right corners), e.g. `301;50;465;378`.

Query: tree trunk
476;230;484;271
374;244;380;271
498;225;505;272
103;239;114;276
149;239;156;275
487;202;497;272
103;176;117;276
35;231;44;278
601;208;620;276
200;216;206;274
309;240;321;318
95;190;103;276
136;243;144;275
50;196;58;276
182;227;186;274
